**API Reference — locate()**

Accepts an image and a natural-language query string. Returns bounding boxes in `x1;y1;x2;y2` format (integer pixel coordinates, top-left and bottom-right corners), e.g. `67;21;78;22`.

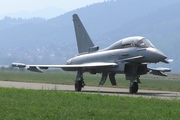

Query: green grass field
0;69;180;119
0;87;180;120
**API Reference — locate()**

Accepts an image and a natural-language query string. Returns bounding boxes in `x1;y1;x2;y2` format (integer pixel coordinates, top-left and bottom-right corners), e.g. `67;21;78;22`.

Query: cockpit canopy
105;36;154;50
136;38;154;48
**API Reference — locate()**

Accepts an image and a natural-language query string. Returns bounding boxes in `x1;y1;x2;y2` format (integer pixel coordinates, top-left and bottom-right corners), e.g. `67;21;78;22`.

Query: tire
129;82;138;94
75;81;82;91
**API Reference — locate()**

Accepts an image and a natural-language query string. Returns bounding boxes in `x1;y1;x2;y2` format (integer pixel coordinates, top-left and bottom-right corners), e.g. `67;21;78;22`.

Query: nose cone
146;48;167;63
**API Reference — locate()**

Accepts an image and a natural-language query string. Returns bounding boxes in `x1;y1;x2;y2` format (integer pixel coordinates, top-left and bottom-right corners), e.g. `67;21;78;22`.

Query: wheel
129;82;138;94
75;81;82;91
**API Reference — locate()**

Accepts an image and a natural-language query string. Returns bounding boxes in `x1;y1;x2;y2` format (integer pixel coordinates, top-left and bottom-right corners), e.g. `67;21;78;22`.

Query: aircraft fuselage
65;37;167;75
69;47;166;64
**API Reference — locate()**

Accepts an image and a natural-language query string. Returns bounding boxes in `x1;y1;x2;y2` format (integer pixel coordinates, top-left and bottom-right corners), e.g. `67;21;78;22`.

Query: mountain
0;7;66;20
0;0;180;72
0;17;47;31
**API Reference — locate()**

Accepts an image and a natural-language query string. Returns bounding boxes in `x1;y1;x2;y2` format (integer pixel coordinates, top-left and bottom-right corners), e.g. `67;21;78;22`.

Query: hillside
0;0;179;72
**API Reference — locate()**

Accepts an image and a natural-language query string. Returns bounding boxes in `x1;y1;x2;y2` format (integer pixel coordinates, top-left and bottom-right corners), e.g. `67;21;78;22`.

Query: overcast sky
0;0;104;15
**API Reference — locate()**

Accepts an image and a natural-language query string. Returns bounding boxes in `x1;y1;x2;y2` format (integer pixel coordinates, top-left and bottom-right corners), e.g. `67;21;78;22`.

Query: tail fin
73;14;98;54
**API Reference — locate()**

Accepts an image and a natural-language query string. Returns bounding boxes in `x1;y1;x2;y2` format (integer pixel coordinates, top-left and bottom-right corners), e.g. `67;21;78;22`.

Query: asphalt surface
0;81;180;99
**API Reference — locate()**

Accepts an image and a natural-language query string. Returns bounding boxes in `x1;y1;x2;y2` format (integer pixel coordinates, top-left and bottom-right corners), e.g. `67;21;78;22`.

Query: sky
0;0;104;15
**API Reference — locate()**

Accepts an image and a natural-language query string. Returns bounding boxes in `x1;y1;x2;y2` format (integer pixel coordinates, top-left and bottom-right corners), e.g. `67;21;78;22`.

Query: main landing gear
74;70;141;94
74;70;85;91
75;77;85;91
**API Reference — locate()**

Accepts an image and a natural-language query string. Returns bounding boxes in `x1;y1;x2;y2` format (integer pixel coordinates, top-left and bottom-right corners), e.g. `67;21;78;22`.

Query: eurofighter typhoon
12;14;171;94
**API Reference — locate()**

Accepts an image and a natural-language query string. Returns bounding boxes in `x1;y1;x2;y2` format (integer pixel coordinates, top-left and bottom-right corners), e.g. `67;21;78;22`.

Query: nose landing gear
129;76;140;94
129;81;138;94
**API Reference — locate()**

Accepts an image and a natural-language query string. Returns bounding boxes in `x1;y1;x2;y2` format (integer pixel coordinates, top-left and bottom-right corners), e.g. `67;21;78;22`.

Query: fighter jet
12;14;171;94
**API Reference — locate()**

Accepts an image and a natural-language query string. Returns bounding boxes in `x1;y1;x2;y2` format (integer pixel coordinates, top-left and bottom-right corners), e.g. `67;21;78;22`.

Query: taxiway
0;81;179;99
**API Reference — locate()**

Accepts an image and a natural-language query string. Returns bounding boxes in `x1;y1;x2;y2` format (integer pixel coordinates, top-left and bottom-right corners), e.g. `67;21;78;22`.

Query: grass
0;69;180;119
0;87;180;120
0;69;180;92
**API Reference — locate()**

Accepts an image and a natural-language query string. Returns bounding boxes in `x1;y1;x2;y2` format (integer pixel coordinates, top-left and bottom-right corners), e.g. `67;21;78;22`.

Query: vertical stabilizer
73;14;98;54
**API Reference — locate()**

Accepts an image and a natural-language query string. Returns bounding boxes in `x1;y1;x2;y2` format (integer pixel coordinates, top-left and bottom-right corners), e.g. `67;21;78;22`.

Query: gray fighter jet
12;14;171;94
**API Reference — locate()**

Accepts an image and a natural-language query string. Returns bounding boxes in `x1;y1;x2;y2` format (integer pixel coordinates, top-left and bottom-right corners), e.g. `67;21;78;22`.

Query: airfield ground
0;70;180;119
0;80;180;100
0;69;179;92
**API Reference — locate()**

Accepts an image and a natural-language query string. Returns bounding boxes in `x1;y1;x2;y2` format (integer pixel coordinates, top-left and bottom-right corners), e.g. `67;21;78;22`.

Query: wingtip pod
11;62;26;68
27;67;43;73
148;67;171;76
150;70;168;76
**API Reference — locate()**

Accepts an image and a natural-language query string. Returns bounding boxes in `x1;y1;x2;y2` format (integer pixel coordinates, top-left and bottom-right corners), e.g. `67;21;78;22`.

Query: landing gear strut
75;69;85;91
